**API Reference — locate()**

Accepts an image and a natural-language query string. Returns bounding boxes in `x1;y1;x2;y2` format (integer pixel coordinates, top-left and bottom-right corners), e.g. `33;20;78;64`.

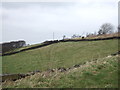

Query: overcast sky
1;0;119;44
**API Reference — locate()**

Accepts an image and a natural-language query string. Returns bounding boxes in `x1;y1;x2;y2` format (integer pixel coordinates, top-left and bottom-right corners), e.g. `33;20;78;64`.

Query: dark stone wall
1;50;119;82
1;36;120;56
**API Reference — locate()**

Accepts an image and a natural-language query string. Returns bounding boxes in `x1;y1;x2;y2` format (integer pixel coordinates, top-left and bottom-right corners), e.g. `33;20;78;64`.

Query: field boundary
1;36;120;56
1;51;119;82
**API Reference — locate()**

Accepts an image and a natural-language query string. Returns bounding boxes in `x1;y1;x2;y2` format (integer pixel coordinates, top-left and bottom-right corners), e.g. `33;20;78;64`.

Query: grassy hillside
0;57;2;74
2;55;118;88
2;39;118;74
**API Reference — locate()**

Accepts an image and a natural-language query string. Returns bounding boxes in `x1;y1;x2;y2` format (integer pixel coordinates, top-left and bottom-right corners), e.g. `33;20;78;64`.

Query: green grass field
0;57;2;74
2;39;118;74
2;55;118;88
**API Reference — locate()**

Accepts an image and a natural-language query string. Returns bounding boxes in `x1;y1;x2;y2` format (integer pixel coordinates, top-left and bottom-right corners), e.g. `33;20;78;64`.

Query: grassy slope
2;55;118;88
0;57;2;74
2;39;118;74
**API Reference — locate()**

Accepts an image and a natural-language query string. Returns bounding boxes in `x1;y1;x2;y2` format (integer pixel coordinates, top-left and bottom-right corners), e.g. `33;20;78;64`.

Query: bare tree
98;29;103;35
98;23;114;35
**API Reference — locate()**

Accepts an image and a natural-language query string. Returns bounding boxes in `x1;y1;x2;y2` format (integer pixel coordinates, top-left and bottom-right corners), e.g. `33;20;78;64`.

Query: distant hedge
1;40;26;54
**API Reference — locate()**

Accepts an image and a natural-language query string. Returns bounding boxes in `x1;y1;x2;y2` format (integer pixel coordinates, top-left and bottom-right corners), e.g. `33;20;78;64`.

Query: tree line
63;23;119;39
1;40;26;53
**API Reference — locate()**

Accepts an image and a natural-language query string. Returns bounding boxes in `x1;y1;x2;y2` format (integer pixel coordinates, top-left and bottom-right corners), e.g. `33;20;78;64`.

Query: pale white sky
1;0;119;44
